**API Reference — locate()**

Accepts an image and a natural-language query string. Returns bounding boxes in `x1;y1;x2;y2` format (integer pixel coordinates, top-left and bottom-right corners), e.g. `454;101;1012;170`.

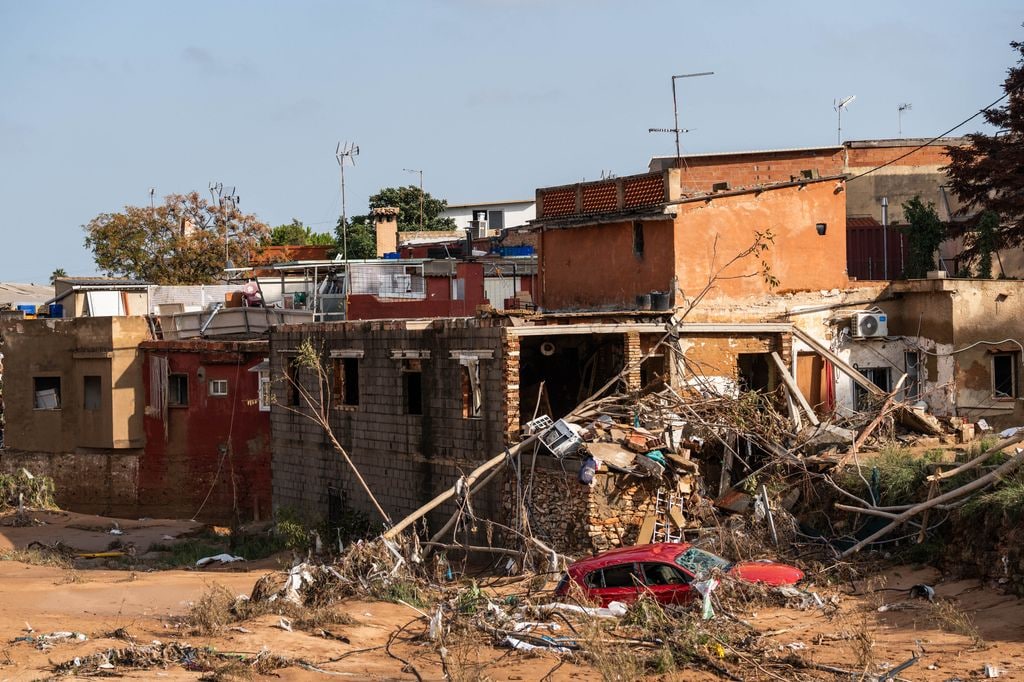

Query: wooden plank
636;513;657;545
853;373;907;450
667;507;686;530
770;351;820;427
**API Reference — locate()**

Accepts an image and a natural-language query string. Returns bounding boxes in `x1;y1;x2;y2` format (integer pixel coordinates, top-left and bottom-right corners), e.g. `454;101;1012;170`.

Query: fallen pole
382;434;540;540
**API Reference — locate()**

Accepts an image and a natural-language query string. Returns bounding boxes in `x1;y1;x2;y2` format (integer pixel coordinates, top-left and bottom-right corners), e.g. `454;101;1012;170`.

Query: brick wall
0;449;140;517
271;318;516;534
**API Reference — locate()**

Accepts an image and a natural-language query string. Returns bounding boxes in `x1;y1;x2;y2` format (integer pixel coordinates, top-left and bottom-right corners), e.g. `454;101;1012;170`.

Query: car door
589;562;643;605
639;562;695;605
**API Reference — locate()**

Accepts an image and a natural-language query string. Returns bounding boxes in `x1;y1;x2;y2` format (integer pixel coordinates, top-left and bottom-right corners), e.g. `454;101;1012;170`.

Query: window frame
258;370;272;412
992;352;1018;400
208;379;229;397
168;373;189;407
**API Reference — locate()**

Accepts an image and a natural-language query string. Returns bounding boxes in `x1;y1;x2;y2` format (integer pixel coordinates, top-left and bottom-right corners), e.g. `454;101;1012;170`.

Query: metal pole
881;197;889;280
671;72;713;172
404;168;424;229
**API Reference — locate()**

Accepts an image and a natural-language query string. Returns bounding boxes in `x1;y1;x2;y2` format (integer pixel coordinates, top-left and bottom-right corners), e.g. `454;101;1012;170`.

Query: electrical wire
846;84;1020;184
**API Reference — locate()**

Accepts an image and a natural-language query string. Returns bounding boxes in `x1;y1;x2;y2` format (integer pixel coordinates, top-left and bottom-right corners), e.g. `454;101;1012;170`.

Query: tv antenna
648;70;713;187
898;102;912;138
335;142;360;263
208;182;240;268
148;187;155;210
403;168;424;229
834;95;856;145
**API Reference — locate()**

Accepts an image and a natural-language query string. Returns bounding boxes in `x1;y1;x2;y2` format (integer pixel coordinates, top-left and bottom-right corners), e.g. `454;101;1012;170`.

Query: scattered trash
985;663;1002;678
195;554;245;567
14;631;87;650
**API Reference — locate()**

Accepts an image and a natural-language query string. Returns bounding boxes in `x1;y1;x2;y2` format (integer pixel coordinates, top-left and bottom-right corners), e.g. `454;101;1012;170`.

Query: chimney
371;207;400;257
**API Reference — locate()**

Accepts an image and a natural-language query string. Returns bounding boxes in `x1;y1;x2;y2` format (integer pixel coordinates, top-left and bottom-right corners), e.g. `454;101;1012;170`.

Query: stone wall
509;455;666;556
0;448;140;517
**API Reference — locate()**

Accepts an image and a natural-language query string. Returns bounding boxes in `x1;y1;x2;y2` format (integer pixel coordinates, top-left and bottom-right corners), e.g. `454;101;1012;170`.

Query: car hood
728;560;804;586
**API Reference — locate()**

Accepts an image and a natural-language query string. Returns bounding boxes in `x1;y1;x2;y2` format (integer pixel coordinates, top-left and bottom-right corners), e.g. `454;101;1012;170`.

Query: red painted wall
346;262;488;319
141;341;271;523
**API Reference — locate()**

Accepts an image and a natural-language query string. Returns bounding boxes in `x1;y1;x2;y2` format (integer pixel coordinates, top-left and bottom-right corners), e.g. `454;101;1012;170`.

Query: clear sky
0;1;1019;283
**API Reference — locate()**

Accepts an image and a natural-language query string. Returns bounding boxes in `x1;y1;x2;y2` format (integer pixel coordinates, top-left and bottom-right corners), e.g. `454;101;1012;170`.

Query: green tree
83;192;269;284
49;268;67;285
901;197;945;279
268;219;335;246
974;211;999;279
944;40;1024;257
334;215;377;260
368;185;456;232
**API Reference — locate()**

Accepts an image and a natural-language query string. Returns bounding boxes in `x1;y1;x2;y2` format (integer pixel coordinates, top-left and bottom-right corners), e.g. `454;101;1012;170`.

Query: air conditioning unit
852;312;888;339
469;219;488;238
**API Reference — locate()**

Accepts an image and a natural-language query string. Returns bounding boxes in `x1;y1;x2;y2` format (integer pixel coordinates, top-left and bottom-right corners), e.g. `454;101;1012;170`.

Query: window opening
402;359;423;415
209;379;228;396
460;358;482;418
33;376;61;410
993;352;1018;399
633;222;645;256
332;357;360;406
83;375;102;411
169;374;188;407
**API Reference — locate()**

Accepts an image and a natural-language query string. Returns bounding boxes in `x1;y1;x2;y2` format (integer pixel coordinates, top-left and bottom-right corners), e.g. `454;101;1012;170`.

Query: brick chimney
371;207;400;257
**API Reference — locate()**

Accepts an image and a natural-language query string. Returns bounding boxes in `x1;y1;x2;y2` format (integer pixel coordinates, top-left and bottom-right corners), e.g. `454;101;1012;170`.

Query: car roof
569;543;693;573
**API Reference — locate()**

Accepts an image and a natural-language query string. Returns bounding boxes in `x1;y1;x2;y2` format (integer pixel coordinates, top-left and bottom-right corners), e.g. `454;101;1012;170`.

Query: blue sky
0;0;1019;282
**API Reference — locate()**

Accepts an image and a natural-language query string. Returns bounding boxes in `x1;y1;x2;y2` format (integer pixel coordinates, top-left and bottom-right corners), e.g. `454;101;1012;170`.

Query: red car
554;543;804;607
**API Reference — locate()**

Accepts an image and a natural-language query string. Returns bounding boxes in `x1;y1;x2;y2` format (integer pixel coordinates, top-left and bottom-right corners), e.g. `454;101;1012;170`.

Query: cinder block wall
271;318;516;535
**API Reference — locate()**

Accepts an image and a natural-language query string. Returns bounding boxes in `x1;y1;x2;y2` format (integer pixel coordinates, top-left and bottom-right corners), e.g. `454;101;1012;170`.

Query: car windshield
674;547;731;576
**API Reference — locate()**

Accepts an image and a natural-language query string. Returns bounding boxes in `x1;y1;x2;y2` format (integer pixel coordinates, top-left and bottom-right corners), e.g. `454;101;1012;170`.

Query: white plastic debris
276;617;293;632
108;528;124;536
693;578;719;620
985;663;1001;678
536;601;627;619
504;636;571;654
195;553;245;567
428;606;443;642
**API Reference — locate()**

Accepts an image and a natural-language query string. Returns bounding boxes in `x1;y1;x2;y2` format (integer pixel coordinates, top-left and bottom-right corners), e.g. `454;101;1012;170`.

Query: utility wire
846;84;1020;184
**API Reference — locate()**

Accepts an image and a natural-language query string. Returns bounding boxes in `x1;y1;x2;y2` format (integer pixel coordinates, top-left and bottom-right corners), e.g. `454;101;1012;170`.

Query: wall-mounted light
815;223;827;236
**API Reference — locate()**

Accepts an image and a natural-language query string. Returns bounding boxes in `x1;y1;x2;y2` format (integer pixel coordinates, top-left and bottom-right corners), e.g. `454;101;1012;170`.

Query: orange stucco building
534;169;849;312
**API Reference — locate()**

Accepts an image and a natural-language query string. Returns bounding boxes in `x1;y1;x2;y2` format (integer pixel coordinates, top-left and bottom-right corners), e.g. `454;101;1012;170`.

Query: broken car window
673;547;730;577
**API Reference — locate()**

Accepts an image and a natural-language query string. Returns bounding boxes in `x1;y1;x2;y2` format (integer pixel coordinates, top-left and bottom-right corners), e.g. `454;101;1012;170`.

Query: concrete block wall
270;318;515;535
0;449;141;517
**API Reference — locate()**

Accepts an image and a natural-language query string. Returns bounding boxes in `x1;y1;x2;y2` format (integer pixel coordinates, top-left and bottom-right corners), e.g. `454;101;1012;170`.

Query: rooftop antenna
208;182;239;268
403;168;424;229
148;187;155;210
649;70;713;188
834;95;856;145
898;102;912;138
336;142;359;309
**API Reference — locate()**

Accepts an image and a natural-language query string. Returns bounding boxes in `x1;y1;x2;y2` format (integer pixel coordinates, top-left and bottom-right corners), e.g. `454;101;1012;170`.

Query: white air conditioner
852;312;888;338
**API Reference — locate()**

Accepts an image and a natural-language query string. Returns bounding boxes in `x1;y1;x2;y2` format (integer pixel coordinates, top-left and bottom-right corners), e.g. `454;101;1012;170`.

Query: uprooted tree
944;39;1024;258
83;192;269;284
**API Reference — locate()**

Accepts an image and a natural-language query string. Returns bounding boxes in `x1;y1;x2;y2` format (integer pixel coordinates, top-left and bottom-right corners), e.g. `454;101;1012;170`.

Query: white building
442;199;536;237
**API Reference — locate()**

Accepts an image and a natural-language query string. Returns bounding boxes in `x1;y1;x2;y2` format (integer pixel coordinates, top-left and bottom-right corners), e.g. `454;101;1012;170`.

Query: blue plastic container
48;303;64;318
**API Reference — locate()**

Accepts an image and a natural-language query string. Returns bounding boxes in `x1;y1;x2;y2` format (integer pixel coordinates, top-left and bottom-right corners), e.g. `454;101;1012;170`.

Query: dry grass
186;582;356;637
0;548;72;569
930;598;986;649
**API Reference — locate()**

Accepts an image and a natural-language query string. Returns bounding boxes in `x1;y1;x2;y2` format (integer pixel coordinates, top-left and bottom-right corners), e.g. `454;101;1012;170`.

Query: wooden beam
791;327;885;397
770;351;820;427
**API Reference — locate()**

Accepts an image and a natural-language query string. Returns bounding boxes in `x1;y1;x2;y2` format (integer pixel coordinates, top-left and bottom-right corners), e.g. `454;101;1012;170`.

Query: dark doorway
519;335;624;424
737;353;772;393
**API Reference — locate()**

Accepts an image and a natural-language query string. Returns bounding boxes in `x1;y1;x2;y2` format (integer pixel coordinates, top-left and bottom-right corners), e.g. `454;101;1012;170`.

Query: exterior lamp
815;223;827;236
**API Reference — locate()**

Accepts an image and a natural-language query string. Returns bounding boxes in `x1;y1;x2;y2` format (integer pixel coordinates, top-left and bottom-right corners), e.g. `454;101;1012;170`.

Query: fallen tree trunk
852;373;907;450
839;448;1024;557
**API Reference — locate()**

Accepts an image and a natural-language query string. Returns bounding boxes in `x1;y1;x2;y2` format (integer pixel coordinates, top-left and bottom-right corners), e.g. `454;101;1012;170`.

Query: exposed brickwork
624;331;642;391
270;318;513;533
0;449;140;517
506;457;664;555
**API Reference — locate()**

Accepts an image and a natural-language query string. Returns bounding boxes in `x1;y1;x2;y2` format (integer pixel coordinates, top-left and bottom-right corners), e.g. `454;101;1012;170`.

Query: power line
847;86;1018;184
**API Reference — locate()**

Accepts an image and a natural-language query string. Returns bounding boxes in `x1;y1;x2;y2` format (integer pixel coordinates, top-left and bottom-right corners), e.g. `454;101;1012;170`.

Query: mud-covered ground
0;510;1021;680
